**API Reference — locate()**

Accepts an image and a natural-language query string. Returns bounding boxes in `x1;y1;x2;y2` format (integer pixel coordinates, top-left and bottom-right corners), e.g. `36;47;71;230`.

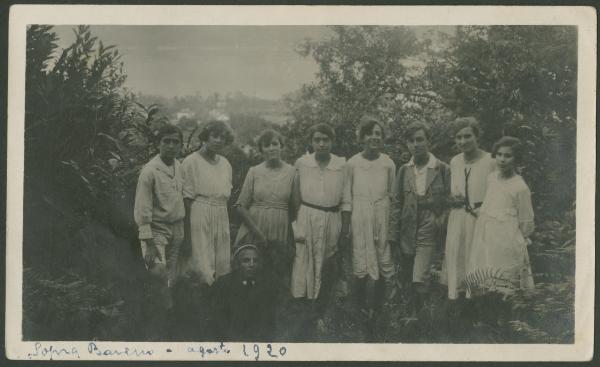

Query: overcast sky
52;25;334;99
52;25;453;100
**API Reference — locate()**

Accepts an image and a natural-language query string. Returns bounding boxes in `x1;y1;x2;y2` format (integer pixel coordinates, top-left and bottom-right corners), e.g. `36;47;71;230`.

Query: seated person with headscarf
210;244;276;341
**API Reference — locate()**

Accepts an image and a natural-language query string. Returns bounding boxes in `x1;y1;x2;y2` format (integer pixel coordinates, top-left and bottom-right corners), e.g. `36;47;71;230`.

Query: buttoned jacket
388;154;451;254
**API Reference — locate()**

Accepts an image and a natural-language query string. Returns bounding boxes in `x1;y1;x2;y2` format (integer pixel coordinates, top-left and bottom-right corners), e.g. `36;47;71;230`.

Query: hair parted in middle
155;124;183;144
491;135;525;164
307;123;336;141
451;116;482;138
357;116;386;141
256;129;285;153
198;119;235;145
403;121;431;142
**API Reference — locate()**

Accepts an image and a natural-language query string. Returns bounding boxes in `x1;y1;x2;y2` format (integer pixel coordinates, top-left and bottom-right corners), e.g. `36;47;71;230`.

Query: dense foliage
22;25;576;343
425;26;577;213
283;25;576;343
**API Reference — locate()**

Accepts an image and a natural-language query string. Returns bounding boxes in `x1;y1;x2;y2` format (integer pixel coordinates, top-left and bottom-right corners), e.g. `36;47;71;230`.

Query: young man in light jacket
134;124;185;336
389;122;451;317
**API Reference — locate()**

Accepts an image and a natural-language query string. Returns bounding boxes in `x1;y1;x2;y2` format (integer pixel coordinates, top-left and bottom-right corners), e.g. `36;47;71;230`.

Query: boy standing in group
134;124;185;338
388;122;451;317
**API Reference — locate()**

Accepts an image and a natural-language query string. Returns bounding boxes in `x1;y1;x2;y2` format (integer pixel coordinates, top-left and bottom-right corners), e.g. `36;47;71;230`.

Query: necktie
464;167;477;217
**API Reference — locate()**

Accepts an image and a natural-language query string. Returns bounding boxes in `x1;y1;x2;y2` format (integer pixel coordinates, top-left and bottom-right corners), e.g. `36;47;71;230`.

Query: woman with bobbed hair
290;123;351;331
466;136;535;296
180;120;235;286
346;117;396;314
234;129;295;285
441;117;496;303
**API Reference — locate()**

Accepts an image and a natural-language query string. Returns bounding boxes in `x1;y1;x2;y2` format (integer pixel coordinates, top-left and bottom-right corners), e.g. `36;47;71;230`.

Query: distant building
208;109;229;122
176;108;195;120
208;95;229;121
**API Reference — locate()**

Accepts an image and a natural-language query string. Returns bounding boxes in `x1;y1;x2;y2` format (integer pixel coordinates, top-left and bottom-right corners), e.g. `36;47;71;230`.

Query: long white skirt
291;205;341;300
351;198;394;280
441;208;477;300
183;198;231;286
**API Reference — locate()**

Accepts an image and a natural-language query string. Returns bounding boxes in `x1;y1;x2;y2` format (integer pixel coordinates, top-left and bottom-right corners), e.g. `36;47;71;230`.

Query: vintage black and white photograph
6;5;595;362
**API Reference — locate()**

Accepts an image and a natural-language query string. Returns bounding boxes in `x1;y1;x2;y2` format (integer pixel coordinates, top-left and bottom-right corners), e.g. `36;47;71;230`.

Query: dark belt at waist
301;200;340;213
449;201;482;209
465;202;482;217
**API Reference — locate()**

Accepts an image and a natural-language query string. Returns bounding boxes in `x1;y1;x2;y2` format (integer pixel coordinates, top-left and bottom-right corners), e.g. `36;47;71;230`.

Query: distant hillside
134;91;288;126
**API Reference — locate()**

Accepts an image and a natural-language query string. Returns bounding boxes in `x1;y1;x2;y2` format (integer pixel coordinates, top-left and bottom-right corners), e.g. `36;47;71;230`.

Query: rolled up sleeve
134;168;154;239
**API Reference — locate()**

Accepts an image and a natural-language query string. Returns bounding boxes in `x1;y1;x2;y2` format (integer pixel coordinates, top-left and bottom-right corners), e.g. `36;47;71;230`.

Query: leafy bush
425;26;577;213
279;25;576;344
506;279;575;343
23;268;127;340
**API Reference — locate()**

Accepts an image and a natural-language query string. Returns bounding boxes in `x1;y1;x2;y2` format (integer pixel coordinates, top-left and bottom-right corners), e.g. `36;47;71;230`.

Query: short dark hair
198;120;234;145
491;136;524;164
308;123;336;141
404;121;431;142
358;117;385;140
452;116;481;138
256;129;284;153
155;124;183;144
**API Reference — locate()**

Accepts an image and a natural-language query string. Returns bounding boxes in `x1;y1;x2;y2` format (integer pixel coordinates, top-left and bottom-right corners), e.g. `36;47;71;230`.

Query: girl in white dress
181;120;234;286
441;117;496;301
291;124;351;301
346;118;396;314
466;136;535;296
291;123;351;334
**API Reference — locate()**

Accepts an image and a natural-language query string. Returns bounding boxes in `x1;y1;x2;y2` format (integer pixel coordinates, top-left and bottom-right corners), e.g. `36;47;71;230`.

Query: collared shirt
134;155;185;239
181;152;232;201
407;153;438;196
294;153;351;211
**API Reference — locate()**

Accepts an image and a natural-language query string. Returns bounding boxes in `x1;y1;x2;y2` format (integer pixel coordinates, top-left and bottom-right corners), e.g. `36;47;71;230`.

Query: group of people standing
133;116;535;341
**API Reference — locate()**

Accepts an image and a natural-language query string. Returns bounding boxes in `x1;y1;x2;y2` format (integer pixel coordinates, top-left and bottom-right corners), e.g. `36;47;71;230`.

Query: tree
425;26;577;213
284;26;452;162
24;25;174;269
25;25;130;209
227;113;275;146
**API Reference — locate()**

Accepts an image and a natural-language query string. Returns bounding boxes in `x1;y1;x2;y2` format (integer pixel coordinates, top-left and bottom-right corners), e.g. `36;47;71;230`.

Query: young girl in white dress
346;118;396;315
180;120;234;286
441;117;496;302
466;136;535;296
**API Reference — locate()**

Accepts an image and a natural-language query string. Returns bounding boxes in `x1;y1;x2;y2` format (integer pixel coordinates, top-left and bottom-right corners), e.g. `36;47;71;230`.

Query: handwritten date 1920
242;343;287;361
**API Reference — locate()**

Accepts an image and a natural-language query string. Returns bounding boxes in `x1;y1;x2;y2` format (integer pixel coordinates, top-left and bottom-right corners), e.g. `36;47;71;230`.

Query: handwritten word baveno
87;342;154;357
